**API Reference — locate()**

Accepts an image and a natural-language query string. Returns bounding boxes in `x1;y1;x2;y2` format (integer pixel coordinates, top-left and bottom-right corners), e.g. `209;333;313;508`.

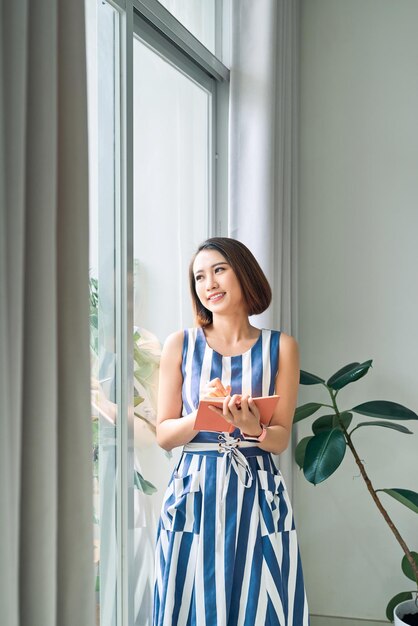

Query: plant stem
134;411;157;435
329;389;418;586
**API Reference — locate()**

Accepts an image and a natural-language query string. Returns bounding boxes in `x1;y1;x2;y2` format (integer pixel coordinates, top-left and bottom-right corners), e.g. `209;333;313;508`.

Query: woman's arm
156;330;199;451
256;332;300;455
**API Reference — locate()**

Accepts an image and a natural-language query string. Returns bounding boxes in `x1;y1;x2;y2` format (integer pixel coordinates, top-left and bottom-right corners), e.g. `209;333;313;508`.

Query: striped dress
153;327;309;626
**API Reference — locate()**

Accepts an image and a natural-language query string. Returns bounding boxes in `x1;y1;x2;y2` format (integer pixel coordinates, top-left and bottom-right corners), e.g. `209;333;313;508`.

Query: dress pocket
257;469;295;536
161;471;202;534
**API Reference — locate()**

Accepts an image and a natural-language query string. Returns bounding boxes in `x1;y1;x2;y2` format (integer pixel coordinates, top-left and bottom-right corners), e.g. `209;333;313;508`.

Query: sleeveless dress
153;327;310;626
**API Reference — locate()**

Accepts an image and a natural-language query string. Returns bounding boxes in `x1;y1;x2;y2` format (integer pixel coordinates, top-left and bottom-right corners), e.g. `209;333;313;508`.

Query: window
133;25;214;338
86;1;229;623
157;0;216;52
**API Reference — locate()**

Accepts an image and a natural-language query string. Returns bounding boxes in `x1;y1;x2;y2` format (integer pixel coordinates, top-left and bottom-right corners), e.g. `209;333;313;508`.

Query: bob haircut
188;237;272;327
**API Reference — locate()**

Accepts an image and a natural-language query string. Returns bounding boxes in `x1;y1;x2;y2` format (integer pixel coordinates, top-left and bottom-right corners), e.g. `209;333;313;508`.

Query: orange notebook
193;395;280;433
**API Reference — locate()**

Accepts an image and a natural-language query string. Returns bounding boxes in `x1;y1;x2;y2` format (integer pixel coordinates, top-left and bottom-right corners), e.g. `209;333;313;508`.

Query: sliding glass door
85;1;229;623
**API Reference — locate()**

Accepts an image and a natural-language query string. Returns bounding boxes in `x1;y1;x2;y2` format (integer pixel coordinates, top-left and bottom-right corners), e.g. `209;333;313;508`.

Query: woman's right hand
201;377;232;399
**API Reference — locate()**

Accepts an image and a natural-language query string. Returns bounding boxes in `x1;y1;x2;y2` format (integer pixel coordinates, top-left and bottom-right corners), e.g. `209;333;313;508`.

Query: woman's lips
207;292;225;303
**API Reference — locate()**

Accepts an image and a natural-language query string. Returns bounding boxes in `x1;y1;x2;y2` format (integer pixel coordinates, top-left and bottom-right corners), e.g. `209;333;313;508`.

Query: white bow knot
217;433;253;491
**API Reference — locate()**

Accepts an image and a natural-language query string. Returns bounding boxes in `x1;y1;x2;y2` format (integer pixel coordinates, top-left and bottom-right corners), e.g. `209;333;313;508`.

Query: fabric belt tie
183;433;256;534
217;432;254;492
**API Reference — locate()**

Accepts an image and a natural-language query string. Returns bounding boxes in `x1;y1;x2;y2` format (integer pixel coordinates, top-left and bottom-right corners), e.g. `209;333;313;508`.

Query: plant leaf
134;470;157;495
351;401;418;421
293;403;324;424
386;591;414;622
295;437;313;469
327;360;373;390
353;421;413;434
300;370;325;385
312;412;353;434
303;429;346;485
380;489;418;514
327;362;360;386
401;552;418;582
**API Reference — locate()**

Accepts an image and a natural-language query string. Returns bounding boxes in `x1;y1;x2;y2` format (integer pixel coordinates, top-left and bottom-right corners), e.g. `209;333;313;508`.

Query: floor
310;615;387;626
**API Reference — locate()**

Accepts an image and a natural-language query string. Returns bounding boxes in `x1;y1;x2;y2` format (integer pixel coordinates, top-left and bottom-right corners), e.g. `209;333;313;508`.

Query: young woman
153;237;309;626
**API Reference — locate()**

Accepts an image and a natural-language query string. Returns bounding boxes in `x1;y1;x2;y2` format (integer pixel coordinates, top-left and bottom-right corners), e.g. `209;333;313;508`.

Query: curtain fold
228;0;300;491
0;1;94;624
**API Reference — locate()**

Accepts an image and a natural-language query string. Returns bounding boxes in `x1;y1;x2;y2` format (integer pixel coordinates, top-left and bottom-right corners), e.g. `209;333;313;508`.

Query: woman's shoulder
266;328;299;351
162;327;198;352
266;328;296;339
163;330;184;354
164;326;198;343
276;331;299;361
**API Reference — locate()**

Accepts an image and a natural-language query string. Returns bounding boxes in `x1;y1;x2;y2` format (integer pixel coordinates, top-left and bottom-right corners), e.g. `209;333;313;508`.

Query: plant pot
394;599;418;626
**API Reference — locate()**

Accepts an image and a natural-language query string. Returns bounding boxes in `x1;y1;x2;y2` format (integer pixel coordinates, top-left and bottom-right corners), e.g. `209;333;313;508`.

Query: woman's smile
207;292;226;303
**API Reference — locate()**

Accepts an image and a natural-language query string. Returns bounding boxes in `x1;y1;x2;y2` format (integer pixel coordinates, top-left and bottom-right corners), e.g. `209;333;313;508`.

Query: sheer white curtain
0;1;93;624
228;0;300;489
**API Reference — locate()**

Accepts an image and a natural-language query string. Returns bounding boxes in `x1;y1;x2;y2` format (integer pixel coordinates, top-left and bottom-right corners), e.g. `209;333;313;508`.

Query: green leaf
303;429;347;485
380;489;418;514
351;401;418;421
134;470;157;495
295;437;313;469
401;552;418;582
353;421;413;434
312;412;353;434
327;362;360;386
386;591;414;622
90;312;98;329
327;360;373;390
134;363;154;382
300;370;325;385
92;419;99;446
312;414;337;434
293;403;324;424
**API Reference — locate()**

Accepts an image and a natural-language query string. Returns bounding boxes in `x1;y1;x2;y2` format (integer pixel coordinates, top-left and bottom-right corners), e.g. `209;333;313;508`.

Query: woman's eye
195;267;225;282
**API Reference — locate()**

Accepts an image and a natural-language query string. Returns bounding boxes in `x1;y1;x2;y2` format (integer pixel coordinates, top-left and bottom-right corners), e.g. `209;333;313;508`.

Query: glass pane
133;39;211;340
158;0;216;53
86;1;120;624
132;35;212;625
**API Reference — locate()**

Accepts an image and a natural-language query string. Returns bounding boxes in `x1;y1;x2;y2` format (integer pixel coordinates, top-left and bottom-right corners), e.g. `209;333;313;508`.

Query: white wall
296;0;418;621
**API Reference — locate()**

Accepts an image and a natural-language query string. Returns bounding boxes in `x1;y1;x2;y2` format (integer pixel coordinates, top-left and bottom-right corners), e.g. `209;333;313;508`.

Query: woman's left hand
208;393;262;437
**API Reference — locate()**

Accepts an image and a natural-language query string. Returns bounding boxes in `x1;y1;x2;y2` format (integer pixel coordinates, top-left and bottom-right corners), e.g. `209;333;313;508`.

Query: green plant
293;360;418;620
89;275;99;356
89;275;161;493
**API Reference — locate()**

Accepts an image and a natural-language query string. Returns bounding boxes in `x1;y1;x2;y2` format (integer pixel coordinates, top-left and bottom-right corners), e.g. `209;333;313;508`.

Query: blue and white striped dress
153;327;309;626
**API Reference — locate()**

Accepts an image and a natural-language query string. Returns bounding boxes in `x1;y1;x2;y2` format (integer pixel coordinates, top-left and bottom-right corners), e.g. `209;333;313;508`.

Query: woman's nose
206;273;218;289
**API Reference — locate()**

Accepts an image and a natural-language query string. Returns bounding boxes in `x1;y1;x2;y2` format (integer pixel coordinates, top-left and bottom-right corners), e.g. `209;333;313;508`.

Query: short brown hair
188;237;272;327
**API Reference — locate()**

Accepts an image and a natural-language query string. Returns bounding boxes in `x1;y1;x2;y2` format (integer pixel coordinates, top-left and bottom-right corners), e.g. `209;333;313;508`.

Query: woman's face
192;248;246;315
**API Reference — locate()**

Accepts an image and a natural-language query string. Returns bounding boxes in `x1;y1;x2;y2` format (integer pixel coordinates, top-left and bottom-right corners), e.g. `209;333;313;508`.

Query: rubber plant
293;360;418;620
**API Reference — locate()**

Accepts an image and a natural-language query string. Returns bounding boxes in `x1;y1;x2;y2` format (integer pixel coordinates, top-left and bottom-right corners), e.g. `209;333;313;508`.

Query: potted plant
293;359;418;622
394;597;418;626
